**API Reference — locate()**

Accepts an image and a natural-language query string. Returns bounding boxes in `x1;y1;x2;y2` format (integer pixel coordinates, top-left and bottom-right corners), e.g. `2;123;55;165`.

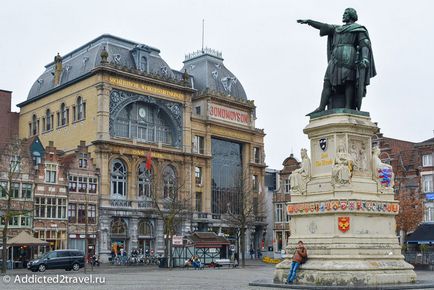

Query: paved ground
0;261;433;289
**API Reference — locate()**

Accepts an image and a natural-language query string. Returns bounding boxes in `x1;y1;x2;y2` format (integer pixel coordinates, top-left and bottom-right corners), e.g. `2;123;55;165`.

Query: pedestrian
286;241;307;284
249;247;254;259
257;249;262;259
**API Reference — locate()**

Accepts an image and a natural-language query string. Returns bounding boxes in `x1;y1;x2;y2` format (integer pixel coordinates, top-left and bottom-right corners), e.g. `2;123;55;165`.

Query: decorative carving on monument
331;142;353;186
348;139;370;175
372;146;394;192
289;148;311;195
286;199;400;216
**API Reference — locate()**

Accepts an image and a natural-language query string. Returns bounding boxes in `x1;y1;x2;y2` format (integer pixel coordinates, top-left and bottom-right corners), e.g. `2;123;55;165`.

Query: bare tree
0;138;34;273
147;163;193;268
220;171;267;268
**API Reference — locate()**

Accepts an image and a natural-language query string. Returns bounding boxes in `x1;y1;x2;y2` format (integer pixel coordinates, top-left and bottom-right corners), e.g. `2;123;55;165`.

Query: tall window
111;159;127;198
252;175;259;192
45;109;52;131
32;114;38;135
60;103;68;126
21;183;32;199
11;155;21;173
68;176;77;192
45;164;57;183
88;204;96;224
78;204;86;223
138;162;152;198
68;203;77;223
76;97;85;121
0;181;6;198
192;135;204;154
78;177;87;193
253;147;261;163
425;207;434;223
11;183;20;198
195;166;202;185
79;153;88;168
423;154;433;167
275;203;283;222
423;175;433;193
195;192;202;212
284;178;291;193
163;165;176;199
138;220;153;236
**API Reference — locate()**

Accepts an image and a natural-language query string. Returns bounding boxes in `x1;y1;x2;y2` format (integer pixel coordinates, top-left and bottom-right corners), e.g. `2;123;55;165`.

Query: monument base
274;111;416;286
274;259;416;286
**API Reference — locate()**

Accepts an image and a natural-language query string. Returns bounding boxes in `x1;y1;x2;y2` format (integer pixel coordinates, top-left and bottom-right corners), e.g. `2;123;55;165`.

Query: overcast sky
1;0;433;170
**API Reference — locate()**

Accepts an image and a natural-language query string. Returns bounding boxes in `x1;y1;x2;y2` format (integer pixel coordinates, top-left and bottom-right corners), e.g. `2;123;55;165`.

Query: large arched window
137;220;153;236
45;109;52;131
163;165;177;199
111;218;127;235
113;102;173;145
111;159;127;198
138;162;152;198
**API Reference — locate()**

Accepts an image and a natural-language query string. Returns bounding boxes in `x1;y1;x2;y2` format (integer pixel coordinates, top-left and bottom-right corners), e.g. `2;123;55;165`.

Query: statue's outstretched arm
297;19;326;30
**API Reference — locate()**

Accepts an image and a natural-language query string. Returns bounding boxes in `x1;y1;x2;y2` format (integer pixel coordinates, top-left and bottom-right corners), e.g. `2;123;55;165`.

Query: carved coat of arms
319;138;327;151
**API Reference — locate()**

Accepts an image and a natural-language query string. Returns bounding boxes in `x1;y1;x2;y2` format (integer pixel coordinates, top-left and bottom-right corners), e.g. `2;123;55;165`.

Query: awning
6;231;48;246
406;223;434;244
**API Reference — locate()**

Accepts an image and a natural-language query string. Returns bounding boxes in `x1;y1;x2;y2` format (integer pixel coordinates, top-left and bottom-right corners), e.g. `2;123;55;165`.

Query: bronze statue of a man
298;8;376;113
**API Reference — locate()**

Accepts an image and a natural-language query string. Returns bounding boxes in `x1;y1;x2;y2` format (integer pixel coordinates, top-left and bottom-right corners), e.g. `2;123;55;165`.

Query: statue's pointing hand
297;19;308;24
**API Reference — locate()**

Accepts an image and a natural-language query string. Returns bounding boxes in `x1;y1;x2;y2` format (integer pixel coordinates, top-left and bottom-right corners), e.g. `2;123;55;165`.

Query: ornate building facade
18;35;266;261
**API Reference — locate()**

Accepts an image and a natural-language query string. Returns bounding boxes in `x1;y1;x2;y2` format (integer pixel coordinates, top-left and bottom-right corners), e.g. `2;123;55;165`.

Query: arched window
113;102;173;145
137;220;153;236
111;159;127;198
163;165;177;199
111;218;127;235
32;114;37;135
76;97;85;121
60;103;67;126
45;109;52;131
138;162;152;198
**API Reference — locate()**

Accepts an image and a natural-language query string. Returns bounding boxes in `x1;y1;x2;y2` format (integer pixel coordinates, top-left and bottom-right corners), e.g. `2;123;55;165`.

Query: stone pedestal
274;109;416;286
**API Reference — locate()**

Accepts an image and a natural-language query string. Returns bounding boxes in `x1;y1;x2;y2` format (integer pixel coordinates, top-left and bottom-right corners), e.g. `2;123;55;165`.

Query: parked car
27;250;85;272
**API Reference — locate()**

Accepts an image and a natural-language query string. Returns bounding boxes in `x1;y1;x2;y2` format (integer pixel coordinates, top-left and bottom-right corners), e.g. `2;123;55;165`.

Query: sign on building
172;235;183;246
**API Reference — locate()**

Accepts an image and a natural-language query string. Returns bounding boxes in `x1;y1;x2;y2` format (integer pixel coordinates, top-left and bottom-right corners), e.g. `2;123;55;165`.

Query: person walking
249;247;255;259
286;241;307;284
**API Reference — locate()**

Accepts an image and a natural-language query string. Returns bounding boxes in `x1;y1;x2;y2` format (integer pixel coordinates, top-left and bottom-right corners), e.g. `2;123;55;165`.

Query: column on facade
96;83;110;140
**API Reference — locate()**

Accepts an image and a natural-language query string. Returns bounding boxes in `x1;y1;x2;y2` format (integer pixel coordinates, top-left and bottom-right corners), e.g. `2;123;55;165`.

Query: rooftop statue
298;8;376;114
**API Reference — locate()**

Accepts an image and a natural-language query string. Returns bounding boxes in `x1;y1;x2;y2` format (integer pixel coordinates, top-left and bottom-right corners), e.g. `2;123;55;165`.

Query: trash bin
159;257;168;268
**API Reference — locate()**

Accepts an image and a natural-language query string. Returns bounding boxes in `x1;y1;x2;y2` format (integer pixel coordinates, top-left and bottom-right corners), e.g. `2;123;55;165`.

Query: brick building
0;90;19;149
415;137;434;223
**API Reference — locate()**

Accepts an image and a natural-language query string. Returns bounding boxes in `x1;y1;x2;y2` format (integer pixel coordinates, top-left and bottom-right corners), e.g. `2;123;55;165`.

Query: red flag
145;150;152;170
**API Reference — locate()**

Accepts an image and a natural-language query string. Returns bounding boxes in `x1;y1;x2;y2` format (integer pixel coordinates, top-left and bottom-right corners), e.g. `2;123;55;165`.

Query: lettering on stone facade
108;77;184;101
